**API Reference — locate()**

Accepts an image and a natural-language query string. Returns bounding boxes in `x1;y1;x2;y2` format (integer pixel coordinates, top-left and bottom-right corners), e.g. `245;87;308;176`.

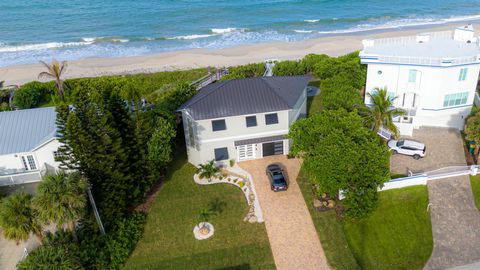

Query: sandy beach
0;22;478;86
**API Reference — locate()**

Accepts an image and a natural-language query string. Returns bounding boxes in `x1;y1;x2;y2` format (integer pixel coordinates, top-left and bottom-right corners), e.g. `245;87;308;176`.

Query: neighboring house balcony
0;163;55;187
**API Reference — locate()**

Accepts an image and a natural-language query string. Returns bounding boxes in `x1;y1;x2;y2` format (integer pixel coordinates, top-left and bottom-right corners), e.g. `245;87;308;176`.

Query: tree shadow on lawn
209;197;227;215
216;264;251;270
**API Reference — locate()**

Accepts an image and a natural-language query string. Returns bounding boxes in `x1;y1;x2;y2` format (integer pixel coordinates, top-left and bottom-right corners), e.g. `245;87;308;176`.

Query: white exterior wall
184;110;290;166
0;139;61;177
364;62;480;134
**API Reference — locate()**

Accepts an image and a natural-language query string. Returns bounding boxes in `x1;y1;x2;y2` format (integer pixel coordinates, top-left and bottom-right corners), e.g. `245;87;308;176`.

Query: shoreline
1;21;479;86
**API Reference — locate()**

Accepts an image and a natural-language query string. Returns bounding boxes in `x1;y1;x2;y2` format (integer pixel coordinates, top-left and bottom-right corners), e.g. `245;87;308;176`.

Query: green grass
297;169;433;270
123;154;275;270
470;175;480;209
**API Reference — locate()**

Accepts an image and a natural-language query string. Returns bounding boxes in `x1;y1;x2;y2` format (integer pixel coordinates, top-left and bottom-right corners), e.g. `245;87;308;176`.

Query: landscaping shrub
18;213;146;270
13;84;42;109
272;60;303;76
298;54;330;74
221;63;265;80
320;75;363;111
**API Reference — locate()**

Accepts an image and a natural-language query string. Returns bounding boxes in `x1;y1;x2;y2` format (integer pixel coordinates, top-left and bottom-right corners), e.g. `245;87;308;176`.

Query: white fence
379;165;476;192
0;171;43;186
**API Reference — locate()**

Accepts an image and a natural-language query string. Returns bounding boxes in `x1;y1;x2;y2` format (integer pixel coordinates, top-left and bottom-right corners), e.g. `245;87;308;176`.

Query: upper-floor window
214;147;229;161
21;155;37;171
459;68;468;81
443;92;468;107
212;119;226;132
245;116;257;127
265;113;279;125
408;70;417;83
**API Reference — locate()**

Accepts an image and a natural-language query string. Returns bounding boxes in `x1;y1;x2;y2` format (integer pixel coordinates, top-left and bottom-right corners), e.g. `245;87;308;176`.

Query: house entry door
237;144;255;160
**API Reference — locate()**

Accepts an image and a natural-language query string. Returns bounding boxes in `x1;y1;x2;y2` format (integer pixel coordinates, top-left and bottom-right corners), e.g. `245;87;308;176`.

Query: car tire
413;154;420;160
392;150;398;155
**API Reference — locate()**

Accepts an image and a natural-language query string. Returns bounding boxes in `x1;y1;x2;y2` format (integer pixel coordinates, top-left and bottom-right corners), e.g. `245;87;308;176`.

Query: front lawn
470;175;480;209
297;170;433;270
123;154;275;270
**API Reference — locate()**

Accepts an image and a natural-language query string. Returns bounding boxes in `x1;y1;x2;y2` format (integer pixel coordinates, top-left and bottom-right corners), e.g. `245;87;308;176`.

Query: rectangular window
21;155;37;170
211;119;226;132
387;92;396;101
245;116;257;127
214;147;229;161
408;70;417;83
27;155;37;170
459;68;468;81
265;113;279;125
443;92;469;107
21;156;29;171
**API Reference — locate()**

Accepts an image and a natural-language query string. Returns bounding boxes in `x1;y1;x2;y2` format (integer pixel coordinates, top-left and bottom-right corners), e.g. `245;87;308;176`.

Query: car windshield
396;140;405;147
272;171;285;184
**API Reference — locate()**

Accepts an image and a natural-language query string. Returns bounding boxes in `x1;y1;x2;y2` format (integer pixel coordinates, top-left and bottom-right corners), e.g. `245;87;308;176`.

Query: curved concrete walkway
239;156;330;270
425;176;480;270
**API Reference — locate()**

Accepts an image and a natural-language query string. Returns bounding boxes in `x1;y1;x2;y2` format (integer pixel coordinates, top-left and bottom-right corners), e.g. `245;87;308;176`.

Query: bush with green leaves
13;85;42;109
320;75;363;111
272;60;303;76
221;63;265;80
18;213;146;270
289;109;390;218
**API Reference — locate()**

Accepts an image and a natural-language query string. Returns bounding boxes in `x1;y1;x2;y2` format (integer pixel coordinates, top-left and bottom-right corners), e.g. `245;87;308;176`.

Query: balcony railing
0;171;43;186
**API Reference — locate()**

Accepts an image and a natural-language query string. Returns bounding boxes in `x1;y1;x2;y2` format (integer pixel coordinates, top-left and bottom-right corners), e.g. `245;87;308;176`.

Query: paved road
425;176;480;270
239;156;330;270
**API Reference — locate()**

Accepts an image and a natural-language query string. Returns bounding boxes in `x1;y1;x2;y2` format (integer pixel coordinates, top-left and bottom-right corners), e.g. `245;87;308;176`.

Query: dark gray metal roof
178;75;311;120
234;135;286;147
0;107;57;155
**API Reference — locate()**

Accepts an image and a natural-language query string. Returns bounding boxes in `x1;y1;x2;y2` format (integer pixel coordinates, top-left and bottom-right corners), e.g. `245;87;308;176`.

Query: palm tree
358;88;406;138
0;192;42;244
34;171;87;232
38;59;67;100
197;160;220;180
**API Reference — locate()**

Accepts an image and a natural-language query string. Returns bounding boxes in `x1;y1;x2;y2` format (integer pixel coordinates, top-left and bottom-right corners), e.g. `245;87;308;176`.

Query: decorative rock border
193;165;264;223
193;222;214;240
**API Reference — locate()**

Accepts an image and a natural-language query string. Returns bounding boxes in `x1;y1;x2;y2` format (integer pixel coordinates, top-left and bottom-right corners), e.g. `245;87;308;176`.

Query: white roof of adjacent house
0;107;57;155
360;25;480;66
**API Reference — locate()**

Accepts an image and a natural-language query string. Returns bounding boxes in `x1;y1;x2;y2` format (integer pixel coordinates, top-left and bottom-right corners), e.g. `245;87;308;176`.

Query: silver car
388;139;426;160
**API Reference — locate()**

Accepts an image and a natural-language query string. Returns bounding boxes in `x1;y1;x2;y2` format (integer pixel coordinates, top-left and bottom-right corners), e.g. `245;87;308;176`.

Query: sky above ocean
1;0;480;67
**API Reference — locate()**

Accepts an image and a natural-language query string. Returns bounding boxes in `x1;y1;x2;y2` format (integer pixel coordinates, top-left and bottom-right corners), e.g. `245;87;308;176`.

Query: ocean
1;0;480;67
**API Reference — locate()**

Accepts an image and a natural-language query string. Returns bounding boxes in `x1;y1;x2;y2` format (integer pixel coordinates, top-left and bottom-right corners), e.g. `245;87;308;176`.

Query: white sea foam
211;28;247;34
81;37;97;43
293;30;314;33
0;41;92;52
167;34;214;40
317;14;480;35
304;19;320;23
112;38;129;43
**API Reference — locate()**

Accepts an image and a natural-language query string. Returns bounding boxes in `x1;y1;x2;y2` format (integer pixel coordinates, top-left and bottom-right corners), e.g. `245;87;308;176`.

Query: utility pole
87;185;105;235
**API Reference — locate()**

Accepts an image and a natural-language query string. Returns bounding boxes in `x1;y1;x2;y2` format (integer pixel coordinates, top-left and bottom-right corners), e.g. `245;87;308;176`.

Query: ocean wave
211;28;247;34
167;34;215;40
293;30;314;33
304;19;320;23
81;37;129;43
0;41;93;53
317;14;480;35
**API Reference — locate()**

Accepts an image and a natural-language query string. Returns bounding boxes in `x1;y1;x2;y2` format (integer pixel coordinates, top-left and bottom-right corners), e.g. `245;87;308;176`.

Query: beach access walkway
239;156;330;270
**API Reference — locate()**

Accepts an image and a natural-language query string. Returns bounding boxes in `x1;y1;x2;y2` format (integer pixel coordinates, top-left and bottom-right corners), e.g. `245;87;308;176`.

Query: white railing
380;165;475;191
370;31;453;46
0;171;43;186
376;55;479;66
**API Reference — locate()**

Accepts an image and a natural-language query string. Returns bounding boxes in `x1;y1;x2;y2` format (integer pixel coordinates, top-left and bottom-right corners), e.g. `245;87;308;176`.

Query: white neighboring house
360;24;480;136
0;107;61;186
178;75;311;166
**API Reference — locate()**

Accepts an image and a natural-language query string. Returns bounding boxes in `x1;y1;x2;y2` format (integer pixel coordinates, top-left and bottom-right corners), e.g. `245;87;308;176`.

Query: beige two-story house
178;75;311;166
